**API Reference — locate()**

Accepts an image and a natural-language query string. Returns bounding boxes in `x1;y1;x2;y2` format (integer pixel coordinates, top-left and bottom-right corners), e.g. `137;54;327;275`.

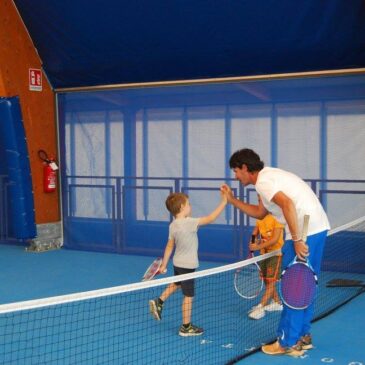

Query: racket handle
296;257;307;263
302;215;310;242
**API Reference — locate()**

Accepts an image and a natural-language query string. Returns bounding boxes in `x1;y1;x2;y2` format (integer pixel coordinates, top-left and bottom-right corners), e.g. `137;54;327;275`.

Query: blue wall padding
0;97;36;239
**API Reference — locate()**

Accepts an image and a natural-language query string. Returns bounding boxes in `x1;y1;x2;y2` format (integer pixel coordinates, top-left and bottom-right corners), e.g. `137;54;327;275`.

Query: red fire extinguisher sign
29;68;42;91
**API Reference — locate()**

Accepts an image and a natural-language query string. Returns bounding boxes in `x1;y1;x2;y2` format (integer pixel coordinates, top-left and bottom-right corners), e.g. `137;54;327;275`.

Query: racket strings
234;263;263;299
281;263;317;309
142;258;162;281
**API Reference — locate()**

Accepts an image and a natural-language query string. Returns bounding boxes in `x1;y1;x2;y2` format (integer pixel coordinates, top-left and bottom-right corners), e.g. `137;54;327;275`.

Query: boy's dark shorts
173;266;196;297
258;255;282;281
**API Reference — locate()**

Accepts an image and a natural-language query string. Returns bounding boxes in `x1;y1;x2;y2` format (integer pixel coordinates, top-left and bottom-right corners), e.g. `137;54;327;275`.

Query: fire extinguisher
38;150;58;193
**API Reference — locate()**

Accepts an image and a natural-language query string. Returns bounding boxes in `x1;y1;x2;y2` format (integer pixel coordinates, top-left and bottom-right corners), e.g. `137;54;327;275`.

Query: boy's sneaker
179;324;204;337
298;334;313;350
248;304;265;319
262;340;304;357
264;300;283;312
149;298;163;321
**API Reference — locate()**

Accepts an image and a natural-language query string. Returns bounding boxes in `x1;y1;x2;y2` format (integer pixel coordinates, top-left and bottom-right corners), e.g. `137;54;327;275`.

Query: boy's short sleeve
186;217;200;231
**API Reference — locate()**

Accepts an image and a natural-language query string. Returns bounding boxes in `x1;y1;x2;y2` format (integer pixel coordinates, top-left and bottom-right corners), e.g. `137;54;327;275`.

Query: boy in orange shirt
248;205;284;319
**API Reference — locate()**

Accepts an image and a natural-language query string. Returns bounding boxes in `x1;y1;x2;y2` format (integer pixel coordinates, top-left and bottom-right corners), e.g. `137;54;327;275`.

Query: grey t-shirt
168;217;200;269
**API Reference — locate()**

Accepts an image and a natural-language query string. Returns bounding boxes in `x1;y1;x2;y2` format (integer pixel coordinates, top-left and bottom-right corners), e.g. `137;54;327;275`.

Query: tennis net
0;251;280;365
230;216;365;363
315;216;365;318
0;217;364;364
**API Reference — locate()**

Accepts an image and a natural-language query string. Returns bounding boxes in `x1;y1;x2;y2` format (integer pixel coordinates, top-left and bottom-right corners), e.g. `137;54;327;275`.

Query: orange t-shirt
256;214;284;254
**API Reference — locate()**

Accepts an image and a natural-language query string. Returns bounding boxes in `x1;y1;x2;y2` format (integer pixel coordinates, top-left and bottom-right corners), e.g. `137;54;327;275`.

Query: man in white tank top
222;148;330;357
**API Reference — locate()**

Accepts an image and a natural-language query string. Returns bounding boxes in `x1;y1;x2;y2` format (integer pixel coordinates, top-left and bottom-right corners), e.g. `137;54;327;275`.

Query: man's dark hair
229;149;264;172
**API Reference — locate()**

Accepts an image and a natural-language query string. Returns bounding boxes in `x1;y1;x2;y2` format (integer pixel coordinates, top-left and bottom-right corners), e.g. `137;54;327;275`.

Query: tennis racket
234;235;264;299
279;214;318;309
142;257;163;281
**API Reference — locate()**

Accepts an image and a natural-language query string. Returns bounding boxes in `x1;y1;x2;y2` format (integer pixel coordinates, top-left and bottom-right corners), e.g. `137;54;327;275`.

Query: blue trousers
278;230;328;347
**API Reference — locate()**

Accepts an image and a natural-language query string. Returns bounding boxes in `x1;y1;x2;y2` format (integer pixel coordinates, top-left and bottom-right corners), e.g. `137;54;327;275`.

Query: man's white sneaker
248;304;265;319
264;301;283;312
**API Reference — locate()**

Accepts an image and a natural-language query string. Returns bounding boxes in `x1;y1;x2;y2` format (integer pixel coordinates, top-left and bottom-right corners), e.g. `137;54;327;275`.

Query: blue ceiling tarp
14;0;365;89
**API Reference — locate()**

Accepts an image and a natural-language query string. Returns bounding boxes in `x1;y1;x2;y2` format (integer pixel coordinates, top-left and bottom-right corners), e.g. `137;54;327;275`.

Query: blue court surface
0;244;364;364
237;293;365;365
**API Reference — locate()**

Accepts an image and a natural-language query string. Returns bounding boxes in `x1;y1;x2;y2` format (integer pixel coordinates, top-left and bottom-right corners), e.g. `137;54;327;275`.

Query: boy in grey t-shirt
149;192;227;336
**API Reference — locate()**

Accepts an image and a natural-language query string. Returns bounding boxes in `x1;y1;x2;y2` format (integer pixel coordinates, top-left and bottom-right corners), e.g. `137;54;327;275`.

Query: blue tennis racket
280;215;317;310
